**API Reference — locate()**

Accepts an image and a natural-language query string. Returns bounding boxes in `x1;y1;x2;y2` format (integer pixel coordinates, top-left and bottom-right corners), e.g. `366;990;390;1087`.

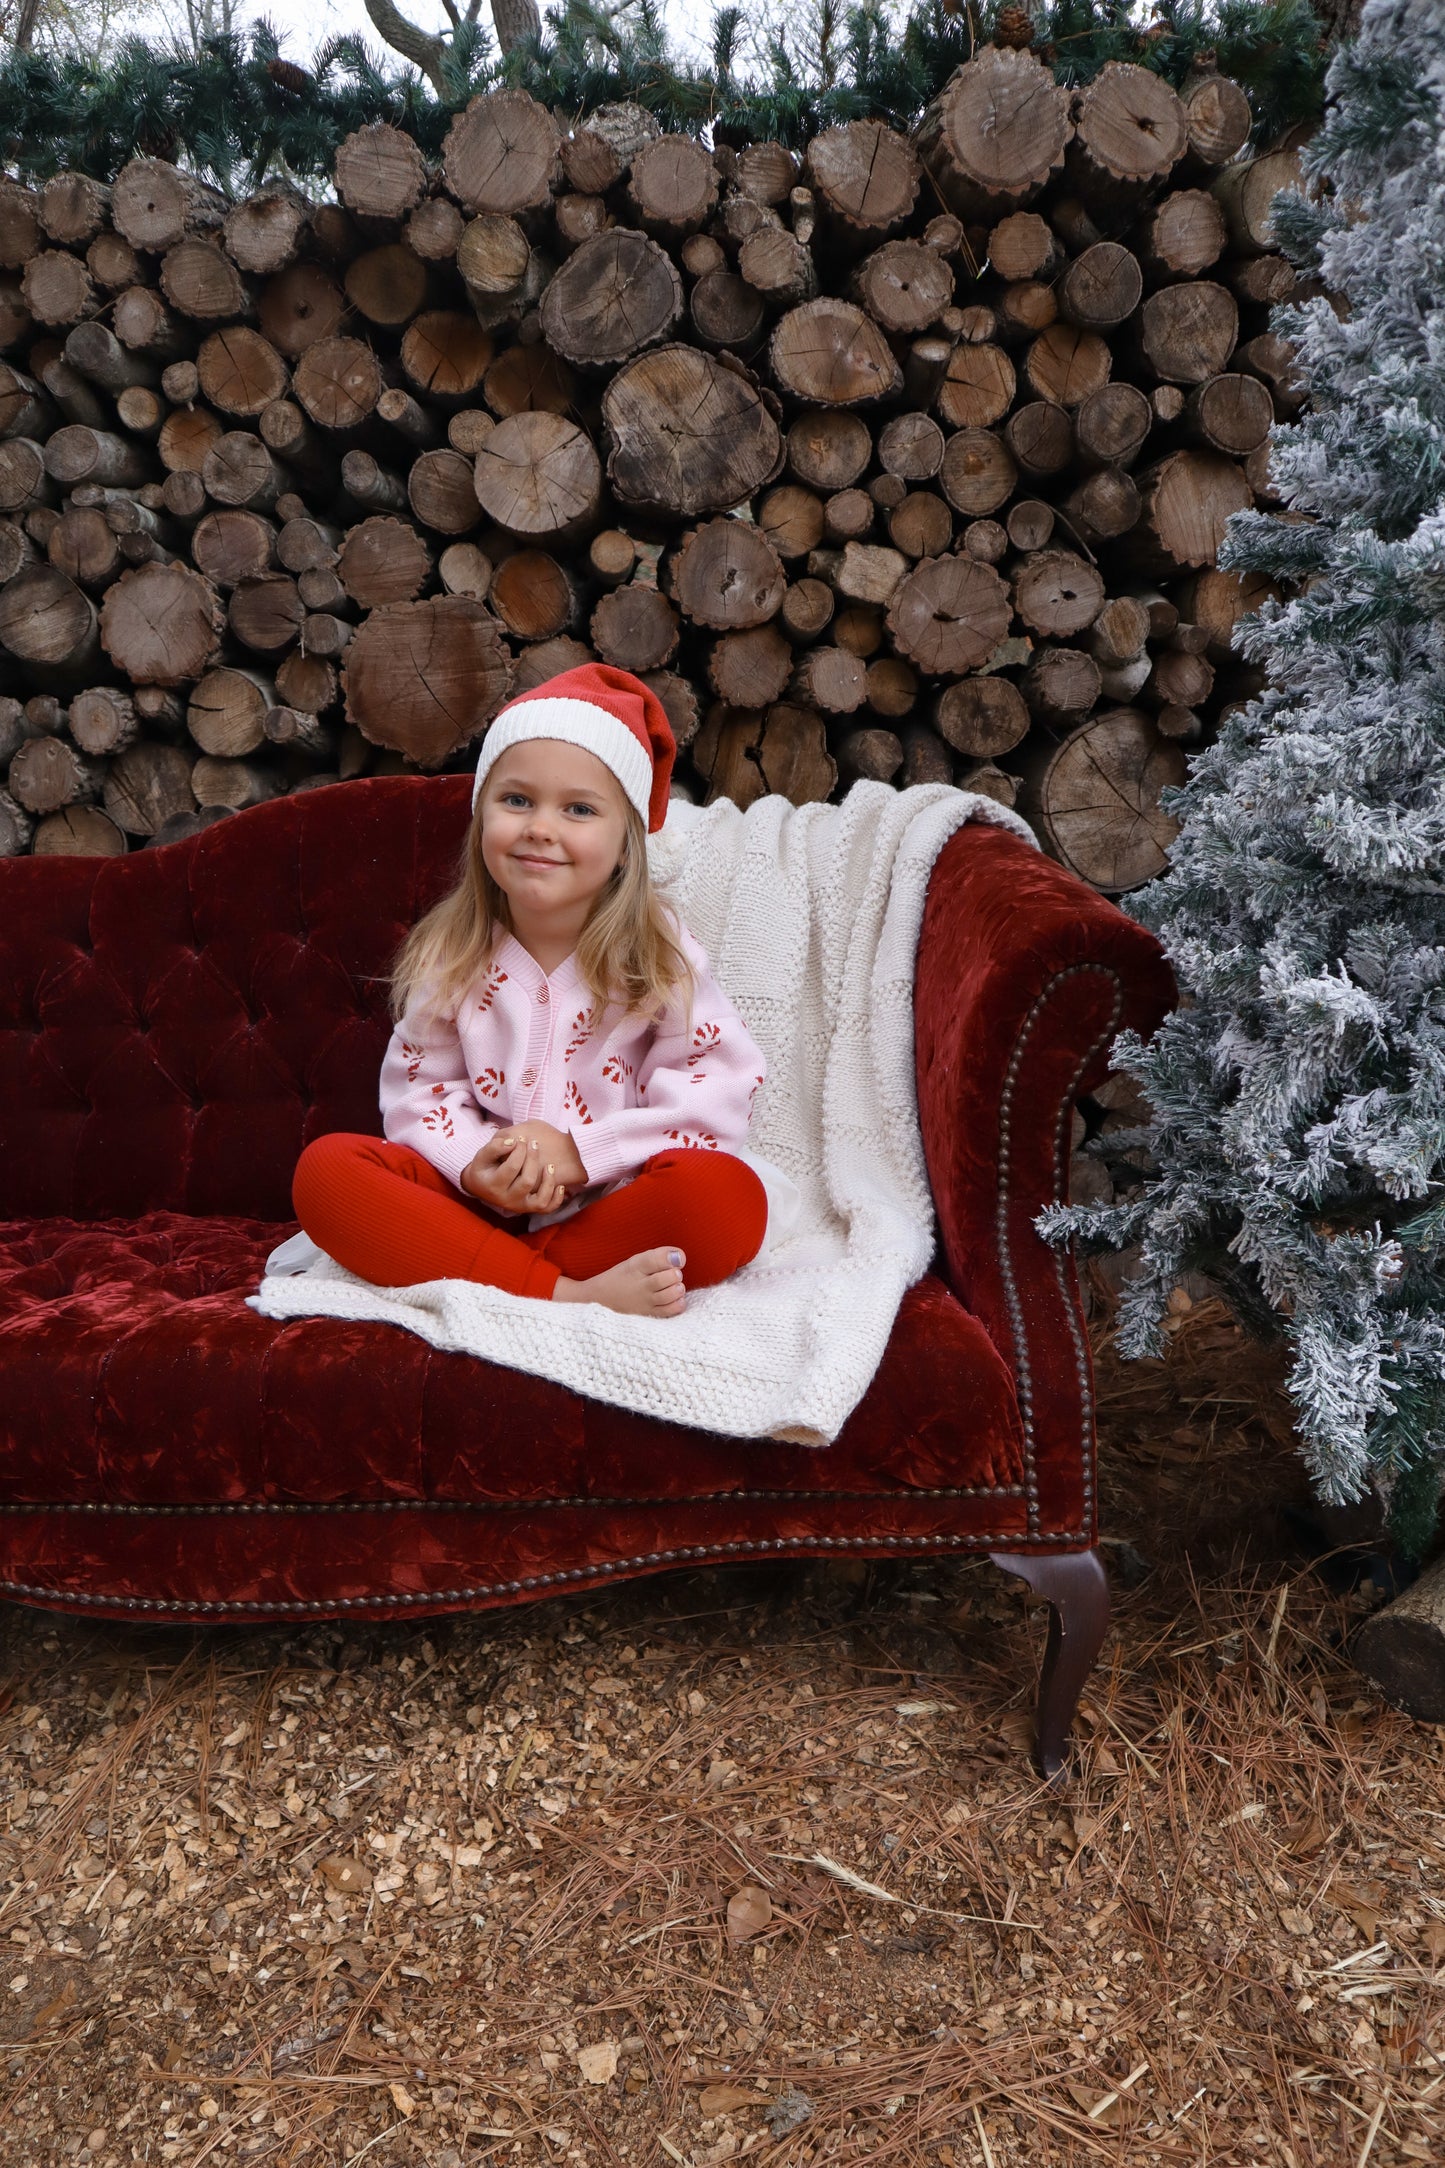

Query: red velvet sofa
0;778;1173;1777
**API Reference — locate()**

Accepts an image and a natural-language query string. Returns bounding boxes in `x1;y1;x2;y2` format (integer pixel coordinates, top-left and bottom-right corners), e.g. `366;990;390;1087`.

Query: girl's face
479;740;630;924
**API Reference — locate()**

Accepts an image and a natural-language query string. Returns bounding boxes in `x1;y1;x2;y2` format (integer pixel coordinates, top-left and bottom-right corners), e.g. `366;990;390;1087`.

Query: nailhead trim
0;1527;1091;1619
995;964;1123;1539
0;1481;1024;1519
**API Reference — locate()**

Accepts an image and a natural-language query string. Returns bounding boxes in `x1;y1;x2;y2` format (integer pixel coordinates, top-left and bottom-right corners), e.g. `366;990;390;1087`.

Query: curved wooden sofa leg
988;1548;1110;1784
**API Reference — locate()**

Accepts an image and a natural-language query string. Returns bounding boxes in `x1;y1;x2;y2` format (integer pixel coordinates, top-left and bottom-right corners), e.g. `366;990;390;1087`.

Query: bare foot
552;1247;687;1317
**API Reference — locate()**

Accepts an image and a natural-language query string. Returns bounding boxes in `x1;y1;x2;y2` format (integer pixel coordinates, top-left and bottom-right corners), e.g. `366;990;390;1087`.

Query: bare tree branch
361;0;450;95
360;0;538;90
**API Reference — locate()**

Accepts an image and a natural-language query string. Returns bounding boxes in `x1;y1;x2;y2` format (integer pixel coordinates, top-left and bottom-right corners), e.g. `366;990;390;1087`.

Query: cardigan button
521;1067;536;1087
537;985;549;1004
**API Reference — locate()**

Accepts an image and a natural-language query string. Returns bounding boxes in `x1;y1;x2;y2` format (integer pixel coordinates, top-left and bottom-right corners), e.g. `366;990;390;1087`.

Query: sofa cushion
0;1213;1027;1515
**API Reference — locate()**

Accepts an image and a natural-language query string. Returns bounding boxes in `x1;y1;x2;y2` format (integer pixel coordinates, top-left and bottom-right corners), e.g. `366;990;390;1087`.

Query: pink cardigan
378;925;767;1199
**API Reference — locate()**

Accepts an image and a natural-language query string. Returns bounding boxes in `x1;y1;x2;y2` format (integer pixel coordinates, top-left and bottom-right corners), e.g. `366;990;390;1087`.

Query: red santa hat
471;663;676;833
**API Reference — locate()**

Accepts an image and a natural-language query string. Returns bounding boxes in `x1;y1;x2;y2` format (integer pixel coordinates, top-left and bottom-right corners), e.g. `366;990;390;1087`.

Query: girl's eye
501;792;529;808
502;793;597;815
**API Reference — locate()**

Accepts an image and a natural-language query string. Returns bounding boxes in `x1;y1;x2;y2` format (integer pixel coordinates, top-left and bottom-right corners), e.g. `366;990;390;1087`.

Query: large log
1139;281;1239;384
627;136;718;243
603;347;782;518
1067;62;1188;198
1013;550;1107;638
940;429;1018;518
345;245;430;329
344;596;511;764
293;336;383;430
102;741;198;835
539;231;682;367
223;189;309;277
1135;450;1253;571
1019;706;1185;892
803;123;920;243
770;300;902;405
489;549;580;641
187;666;271;757
788;410;871;491
886;556;1011;676
473;413;600;541
258;263;345;358
442;91;560;217
338;516;432;608
113;158;223;252
936;344;1016;430
161;240;248;322
1210;145;1305;255
39;173;110;248
690;268;767;352
853;242;952;334
408;447;483;535
0;563;99;675
99;561;223;686
402;311;493;401
674;519;785;630
334;123;429;221
23;251;97;328
590;586;679;672
1182;73;1252;172
47;505;120;589
917;45;1070;220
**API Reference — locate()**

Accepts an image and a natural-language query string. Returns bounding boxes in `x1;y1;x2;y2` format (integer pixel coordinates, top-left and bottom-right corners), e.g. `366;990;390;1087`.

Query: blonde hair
384;786;693;1029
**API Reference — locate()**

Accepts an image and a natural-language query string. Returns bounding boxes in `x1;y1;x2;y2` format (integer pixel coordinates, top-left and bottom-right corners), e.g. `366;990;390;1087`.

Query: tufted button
537;985;549;1005
520;1067;537;1088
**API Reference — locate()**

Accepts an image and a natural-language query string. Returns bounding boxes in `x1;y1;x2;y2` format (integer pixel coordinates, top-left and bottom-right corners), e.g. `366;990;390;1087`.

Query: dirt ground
3;1293;1444;2168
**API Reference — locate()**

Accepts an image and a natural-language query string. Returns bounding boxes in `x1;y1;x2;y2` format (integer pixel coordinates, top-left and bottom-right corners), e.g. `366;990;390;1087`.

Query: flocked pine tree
1042;0;1445;1557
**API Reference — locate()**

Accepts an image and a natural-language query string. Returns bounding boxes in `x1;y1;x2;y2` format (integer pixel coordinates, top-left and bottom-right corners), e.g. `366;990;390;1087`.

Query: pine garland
0;1;1329;194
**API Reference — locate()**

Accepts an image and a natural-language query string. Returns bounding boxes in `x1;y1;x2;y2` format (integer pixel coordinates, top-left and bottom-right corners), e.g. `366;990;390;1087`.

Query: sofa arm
914;822;1176;1536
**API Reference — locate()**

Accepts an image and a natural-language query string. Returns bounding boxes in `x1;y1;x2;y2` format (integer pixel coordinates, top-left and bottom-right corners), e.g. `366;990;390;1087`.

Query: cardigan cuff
571;1118;649;1187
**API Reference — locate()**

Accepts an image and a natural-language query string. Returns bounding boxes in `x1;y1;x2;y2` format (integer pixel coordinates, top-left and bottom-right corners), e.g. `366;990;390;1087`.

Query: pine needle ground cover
3;1298;1443;2168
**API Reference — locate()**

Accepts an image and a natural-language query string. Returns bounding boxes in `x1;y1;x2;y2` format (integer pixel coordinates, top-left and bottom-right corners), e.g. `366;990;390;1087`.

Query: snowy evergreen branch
1040;0;1445;1559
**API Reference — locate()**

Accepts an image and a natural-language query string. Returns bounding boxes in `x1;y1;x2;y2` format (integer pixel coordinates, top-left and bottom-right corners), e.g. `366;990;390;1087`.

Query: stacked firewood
0;41;1307;891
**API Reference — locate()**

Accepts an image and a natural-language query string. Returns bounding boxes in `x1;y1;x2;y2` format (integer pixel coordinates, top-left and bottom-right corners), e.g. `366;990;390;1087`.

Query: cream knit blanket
246;782;1035;1444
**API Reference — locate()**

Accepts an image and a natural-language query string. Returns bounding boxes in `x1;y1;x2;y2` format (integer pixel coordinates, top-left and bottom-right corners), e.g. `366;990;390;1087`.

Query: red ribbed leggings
291;1133;768;1301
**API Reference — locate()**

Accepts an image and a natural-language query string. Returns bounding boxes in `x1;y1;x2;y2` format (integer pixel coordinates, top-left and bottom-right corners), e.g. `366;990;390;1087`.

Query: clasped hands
460;1120;590;1217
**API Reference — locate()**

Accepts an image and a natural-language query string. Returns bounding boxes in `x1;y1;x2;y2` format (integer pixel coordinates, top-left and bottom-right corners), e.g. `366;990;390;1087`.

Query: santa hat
471;663;676;833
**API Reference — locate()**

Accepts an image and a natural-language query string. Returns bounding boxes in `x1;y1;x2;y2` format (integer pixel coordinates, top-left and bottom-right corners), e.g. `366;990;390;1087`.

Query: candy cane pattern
563;1081;592;1125
473;1067;505;1100
665;1128;717;1149
564;1007;595;1061
601;1052;633;1085
475;965;509;1013
400;1038;426;1084
421;1105;456;1140
686;1021;721;1082
747;1074;764;1113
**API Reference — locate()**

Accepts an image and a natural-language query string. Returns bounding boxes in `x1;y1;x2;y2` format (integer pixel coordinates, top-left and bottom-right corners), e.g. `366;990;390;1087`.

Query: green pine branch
0;2;1330;192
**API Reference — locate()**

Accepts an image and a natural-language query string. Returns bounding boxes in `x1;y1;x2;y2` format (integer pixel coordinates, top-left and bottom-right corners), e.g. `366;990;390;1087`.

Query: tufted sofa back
0;777;474;1221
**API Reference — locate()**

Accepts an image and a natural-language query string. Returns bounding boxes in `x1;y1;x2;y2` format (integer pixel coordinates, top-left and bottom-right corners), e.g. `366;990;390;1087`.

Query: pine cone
993;6;1035;45
267;59;314;97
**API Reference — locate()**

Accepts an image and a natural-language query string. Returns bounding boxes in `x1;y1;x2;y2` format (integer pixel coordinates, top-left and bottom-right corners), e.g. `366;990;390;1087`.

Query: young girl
290;663;769;1318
